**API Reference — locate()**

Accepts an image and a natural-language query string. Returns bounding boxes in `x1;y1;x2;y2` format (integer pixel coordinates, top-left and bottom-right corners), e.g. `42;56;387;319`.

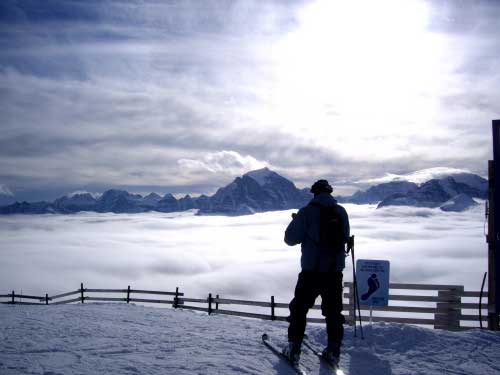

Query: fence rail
0;282;488;330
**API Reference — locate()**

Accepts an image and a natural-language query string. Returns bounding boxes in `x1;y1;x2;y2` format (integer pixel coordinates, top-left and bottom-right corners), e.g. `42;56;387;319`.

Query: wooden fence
0;282;488;331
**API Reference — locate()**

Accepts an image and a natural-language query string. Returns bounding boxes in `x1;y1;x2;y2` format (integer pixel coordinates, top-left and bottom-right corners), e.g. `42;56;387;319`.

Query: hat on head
310;179;333;195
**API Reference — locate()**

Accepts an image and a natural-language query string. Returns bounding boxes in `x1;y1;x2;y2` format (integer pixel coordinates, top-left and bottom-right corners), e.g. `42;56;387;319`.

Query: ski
302;337;344;374
261;333;308;375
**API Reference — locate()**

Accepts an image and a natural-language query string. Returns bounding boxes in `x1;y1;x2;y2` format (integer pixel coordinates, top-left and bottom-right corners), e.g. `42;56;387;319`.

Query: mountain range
337;172;487;212
0;168;311;215
0;168;487;215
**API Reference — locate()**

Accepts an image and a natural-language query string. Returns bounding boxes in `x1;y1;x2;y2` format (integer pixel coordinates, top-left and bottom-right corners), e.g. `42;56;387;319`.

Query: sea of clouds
0;203;487;304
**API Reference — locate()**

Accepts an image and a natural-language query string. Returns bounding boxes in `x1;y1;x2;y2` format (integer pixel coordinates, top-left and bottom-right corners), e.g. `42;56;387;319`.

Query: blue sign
356;259;390;307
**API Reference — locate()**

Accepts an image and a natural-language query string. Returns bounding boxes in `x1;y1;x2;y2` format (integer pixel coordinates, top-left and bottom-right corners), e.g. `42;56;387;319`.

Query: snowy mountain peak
162;193;176;200
0;184;13;196
243;167;276;186
201;168;309;214
67;191;99;199
359;167;475;185
0;184;15;207
144;192;162;200
339;170;487;212
440;193;478;212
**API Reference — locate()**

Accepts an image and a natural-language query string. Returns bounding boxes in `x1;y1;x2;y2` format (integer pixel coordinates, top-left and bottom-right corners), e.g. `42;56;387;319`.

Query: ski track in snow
1;304;499;375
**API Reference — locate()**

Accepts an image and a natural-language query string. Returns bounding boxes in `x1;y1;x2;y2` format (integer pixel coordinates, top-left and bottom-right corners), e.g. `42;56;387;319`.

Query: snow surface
67;191;101;199
358;168;475;185
1;303;499;375
244;167;275;186
440;194;478;212
0;184;14;196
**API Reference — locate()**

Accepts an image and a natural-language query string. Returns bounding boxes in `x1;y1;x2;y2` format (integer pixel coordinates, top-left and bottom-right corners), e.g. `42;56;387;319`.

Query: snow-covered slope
341;171;487;212
0;184;15;207
359;167;478;185
375;176;486;211
1;303;499;375
344;181;418;204
244;167;277;186
141;192;162;207
200;168;310;215
440;194;478;212
53;193;98;213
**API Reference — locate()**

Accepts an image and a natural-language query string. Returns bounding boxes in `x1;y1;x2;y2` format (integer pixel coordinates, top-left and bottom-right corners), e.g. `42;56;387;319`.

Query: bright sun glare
269;0;448;160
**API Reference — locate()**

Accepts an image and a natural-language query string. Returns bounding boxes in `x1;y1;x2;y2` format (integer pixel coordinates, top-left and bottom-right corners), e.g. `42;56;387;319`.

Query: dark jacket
284;193;350;273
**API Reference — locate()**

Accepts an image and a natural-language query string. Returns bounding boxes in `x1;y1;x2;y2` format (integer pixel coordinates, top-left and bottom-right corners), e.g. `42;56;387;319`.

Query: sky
0;205;486;305
0;0;499;201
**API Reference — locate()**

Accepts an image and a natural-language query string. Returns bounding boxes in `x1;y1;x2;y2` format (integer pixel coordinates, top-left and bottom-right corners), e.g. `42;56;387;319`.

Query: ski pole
351;236;364;339
347;236;357;337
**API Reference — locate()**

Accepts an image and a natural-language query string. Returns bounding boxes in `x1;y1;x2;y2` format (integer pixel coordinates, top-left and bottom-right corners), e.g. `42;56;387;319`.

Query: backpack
308;202;345;250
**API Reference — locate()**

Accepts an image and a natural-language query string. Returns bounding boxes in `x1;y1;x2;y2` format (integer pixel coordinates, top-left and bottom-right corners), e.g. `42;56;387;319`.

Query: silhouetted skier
282;179;350;366
361;273;380;301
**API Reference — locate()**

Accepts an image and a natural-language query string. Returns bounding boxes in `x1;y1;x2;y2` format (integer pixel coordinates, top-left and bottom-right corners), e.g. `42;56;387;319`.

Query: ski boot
321;342;340;367
282;341;301;365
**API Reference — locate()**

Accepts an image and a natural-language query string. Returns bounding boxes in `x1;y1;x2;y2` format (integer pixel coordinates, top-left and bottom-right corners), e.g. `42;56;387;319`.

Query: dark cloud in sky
0;0;498;200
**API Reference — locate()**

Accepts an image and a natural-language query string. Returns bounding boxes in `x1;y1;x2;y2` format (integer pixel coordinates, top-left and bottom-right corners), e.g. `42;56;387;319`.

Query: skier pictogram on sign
356;259;390;307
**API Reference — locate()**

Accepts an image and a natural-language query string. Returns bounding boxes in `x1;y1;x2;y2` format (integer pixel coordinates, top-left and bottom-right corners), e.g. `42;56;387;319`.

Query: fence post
434;287;462;330
11;290;15;304
215;294;219;311
271;296;275;321
208;293;213;315
449;286;463;330
45;293;49;305
173;287;179;308
126;285;131;304
80;283;85;304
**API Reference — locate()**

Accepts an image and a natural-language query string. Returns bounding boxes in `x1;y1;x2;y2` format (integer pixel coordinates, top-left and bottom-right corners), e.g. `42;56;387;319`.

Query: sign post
356;259;390;325
489;120;500;330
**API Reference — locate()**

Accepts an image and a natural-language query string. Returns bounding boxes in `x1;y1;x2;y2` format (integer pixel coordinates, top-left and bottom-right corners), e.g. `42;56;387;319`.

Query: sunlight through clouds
0;0;496;199
267;0;451;160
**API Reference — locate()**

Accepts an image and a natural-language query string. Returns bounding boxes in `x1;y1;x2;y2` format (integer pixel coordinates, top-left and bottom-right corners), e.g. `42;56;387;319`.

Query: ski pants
288;271;345;346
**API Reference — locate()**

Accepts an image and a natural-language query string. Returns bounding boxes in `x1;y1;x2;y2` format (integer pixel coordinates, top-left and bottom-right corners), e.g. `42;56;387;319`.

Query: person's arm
344;213;350;243
341;206;350;243
284;208;306;246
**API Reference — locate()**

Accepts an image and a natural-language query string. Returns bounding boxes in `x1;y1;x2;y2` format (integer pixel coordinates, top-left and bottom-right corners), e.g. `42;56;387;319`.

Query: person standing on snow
282;179;350;366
